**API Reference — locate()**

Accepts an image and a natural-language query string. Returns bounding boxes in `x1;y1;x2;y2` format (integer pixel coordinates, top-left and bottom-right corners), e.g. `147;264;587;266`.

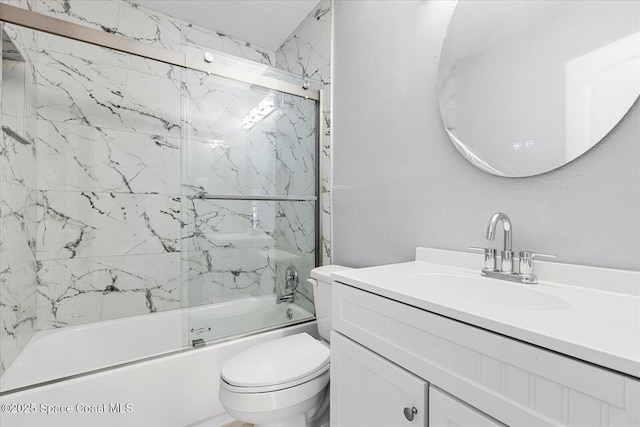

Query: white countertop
333;248;640;378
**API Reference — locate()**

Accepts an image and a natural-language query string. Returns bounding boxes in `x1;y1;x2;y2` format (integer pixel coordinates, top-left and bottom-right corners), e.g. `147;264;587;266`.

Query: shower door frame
0;2;323;268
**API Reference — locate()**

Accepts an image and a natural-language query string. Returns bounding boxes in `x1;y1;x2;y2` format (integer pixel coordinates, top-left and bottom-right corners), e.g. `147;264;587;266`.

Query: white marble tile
2;28;23;63
186;248;276;307
36;191;181;260
274;95;316;196
36;49;181;136
183;198;276;252
0;183;37;265
36;253;181;329
35;0;182;53
275;201;316;255
184;69;318;197
1;123;36;189
37;32;179;80
275;0;331;260
182;69;277;195
1;28;37;190
321;106;331;195
0;0;33;10
1;59;26;133
321;191;331;266
186;132;278;197
183;69;268;140
1;14;39;377
37;121;181;194
273;200;316;313
275;0;331;87
1;22;37;66
181;22;274;66
0;261;37;375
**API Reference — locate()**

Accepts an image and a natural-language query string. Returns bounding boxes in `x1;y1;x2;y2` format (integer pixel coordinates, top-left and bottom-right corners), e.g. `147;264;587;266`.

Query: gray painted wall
332;0;640;271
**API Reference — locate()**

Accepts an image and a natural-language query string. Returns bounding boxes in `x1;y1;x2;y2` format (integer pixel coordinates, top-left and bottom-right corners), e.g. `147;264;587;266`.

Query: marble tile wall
181;22;274;67
183;197;278;306
181;67;317;310
183;70;277;195
0;19;38;375
32;32;184;331
0;0;329;372
274;0;332;309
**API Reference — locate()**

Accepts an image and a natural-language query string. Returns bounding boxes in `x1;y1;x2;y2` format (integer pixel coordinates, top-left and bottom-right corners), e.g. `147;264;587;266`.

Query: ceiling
132;0;321;51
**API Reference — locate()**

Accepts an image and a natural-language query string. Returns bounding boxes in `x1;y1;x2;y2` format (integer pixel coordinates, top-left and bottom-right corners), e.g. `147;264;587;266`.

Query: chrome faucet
486;212;514;273
276;294;295;304
276;266;298;304
471;212;557;284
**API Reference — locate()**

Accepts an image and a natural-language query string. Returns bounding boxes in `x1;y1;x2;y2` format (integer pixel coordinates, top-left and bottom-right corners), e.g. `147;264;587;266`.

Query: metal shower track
0;3;320;101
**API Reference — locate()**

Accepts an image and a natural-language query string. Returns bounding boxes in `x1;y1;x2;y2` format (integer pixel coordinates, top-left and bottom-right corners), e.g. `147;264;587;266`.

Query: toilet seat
221;333;330;393
219;368;330;425
221;363;329;394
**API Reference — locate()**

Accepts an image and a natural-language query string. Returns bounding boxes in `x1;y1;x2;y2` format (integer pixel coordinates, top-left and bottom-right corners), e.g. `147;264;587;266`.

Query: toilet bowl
219;265;351;427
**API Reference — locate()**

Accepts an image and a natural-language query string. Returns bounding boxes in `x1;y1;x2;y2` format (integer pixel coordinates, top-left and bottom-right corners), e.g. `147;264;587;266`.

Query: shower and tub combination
0;3;322;425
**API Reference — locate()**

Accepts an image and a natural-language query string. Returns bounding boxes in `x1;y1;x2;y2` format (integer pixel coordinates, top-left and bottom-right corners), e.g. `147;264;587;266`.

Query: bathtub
0;297;316;426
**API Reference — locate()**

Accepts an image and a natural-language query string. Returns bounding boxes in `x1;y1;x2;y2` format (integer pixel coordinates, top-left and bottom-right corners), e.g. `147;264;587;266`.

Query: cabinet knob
403;406;418;421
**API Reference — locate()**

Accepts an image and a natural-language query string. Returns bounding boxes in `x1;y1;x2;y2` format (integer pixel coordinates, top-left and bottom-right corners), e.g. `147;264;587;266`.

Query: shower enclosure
0;3;320;392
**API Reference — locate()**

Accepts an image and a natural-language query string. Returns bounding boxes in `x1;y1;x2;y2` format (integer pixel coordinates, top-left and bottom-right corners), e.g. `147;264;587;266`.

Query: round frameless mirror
437;1;639;177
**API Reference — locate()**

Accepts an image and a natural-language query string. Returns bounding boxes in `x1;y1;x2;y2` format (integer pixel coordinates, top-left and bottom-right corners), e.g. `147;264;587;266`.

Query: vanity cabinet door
430;386;506;427
331;331;428;427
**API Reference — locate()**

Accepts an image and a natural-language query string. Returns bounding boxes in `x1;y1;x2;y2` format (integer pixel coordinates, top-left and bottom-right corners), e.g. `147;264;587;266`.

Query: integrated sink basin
406;273;570;311
332;247;640;378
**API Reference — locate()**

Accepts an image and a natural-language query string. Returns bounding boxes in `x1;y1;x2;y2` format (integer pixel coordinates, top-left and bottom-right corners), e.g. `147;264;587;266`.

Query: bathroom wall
275;0;332;311
0;0;326;356
276;0;332;265
332;0;640;271
0;21;38;375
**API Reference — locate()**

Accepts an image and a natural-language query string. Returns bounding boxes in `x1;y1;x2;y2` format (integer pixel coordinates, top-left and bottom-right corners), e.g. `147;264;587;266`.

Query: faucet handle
519;251;557;261
518;251;557;284
469;246;498;272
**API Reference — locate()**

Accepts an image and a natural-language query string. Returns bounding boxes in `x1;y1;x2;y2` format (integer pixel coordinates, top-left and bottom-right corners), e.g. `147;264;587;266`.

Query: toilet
219;265;350;427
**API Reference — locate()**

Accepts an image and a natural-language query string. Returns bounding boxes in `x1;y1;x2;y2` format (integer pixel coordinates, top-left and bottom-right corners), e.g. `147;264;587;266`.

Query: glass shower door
183;67;318;344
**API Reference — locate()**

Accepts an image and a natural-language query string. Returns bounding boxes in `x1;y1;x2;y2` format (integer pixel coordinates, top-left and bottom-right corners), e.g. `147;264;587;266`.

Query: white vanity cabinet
330;330;504;427
331;281;640;427
429;386;505;427
331;331;428;427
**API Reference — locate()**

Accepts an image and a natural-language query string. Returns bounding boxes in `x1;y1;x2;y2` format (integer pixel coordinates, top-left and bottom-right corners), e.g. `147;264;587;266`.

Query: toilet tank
309;265;351;342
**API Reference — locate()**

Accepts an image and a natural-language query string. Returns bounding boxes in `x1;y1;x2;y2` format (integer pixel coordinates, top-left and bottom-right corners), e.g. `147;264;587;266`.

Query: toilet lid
221;333;330;388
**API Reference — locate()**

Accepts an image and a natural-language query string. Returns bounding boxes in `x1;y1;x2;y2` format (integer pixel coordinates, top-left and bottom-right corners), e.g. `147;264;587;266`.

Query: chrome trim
194;317;315;348
191;338;206;348
186;53;319;100
486;212;513;252
486;212;514;273
316;89;323;266
0;3;184;65
187;194;317;202
468;246;497;271
1;125;31;145
518;251;557;284
481;269;523;284
0;3;320;101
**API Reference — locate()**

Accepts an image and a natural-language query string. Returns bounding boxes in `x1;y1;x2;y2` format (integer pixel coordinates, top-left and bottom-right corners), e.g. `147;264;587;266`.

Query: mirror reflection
438;0;640;177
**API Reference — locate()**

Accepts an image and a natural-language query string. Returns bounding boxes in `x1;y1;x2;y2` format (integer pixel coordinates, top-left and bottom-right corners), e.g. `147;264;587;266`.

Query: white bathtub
0;297;316;426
